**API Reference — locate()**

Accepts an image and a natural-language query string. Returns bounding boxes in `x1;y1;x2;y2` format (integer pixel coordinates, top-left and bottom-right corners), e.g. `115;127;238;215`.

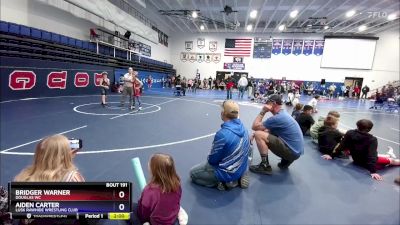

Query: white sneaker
130;106;135;110
178;207;188;225
138;107;142;110
387;146;397;159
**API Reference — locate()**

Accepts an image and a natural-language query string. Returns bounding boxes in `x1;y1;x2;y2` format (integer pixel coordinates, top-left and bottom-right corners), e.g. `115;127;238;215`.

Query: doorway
344;77;363;98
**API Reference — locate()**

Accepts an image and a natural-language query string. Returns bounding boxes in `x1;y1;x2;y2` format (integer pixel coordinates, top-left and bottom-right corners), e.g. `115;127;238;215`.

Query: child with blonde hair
15;134;84;182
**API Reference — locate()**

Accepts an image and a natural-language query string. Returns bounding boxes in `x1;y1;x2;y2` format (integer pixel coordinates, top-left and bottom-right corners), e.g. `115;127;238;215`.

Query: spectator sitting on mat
310;111;342;144
137;153;188;225
291;103;303;120
317;116;344;156
250;94;304;175
292;91;301;107
15;135;84;182
295;105;315;136
190;100;251;191
322;119;400;181
14;134;85;225
308;95;320;113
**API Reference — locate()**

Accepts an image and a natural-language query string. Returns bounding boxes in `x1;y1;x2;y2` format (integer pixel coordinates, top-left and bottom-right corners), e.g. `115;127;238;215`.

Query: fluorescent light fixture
200;25;205;30
250;10;258;19
358;25;367;31
346;10;356;18
192;11;198;18
388;13;397;21
246;24;253;31
324;25;329;30
290;10;298;18
278;24;285;31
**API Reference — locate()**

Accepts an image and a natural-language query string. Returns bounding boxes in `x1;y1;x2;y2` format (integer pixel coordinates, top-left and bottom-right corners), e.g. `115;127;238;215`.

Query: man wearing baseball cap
250;94;304;175
190;100;251;190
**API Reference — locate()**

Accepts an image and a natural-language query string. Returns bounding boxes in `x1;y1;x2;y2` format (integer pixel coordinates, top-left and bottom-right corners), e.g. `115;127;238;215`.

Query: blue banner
292;39;303;56
303;40;314;56
272;39;282;55
282;39;293;55
114;69;167;90
313;40;325;56
0;56;113;101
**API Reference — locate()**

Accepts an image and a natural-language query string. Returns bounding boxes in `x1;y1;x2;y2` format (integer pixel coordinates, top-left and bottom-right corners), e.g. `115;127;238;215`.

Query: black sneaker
239;172;250;189
277;159;293;169
249;163;272;175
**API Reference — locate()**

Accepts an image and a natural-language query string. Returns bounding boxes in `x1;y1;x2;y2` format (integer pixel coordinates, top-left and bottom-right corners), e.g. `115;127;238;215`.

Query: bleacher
0;21;174;74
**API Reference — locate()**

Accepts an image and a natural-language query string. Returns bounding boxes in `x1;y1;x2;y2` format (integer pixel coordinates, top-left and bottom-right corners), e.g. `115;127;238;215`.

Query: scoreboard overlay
8;182;132;220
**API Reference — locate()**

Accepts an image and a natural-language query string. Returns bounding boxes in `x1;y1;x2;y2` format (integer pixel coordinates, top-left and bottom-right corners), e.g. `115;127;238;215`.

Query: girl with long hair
14;135;84;225
14;134;85;182
137;153;186;225
132;72;143;110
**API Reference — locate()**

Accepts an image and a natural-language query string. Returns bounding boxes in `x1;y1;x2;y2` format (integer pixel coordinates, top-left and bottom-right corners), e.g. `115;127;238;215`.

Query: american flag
224;39;252;56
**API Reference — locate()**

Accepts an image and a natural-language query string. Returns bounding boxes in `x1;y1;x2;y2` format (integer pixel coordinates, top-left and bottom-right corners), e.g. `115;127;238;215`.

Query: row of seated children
1;135;188;225
314;114;399;180
291;104;400;181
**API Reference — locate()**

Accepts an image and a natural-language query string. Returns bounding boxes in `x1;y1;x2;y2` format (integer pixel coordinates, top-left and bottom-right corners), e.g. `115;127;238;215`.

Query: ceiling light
290;10;298;18
278;24;285;31
192;11;198;18
358;25;367;31
324;25;329;30
246;24;253;31
346;10;356;18
250;10;258;19
200;25;205;30
388;13;397;21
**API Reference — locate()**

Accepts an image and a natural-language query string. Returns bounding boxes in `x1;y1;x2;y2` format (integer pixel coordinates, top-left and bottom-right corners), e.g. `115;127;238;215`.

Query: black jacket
318;126;343;155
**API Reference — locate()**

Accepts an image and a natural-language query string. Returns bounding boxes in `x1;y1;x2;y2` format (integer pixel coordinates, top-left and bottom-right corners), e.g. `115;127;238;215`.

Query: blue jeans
190;162;219;188
226;89;232;99
239;86;246;98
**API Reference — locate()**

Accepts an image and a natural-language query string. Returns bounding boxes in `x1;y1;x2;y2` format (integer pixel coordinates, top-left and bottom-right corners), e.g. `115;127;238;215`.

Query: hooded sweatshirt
333;129;378;173
208;119;250;182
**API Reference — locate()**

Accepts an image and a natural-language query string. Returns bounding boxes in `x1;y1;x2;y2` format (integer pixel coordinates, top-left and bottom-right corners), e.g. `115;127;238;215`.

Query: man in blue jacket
190;100;251;190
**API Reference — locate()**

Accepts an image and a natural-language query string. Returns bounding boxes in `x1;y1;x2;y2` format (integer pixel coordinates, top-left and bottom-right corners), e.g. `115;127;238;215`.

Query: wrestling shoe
387;146;396;159
249;162;272;175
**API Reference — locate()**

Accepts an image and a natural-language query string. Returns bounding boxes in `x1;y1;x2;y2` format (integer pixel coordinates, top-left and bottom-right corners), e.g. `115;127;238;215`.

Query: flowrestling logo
8;70;103;90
